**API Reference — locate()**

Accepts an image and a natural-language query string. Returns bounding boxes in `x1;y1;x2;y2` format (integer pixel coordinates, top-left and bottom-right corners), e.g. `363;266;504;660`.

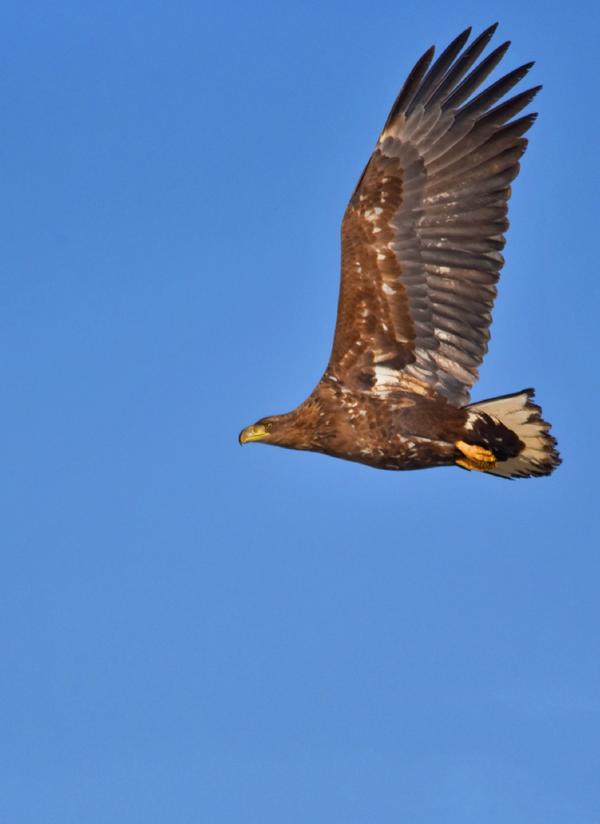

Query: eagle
239;25;560;479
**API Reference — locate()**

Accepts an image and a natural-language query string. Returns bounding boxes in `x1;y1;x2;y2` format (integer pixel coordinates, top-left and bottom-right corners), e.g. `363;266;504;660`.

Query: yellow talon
455;440;496;471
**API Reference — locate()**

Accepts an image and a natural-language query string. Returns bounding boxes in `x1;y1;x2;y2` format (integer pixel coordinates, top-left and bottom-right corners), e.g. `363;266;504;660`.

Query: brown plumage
240;25;560;479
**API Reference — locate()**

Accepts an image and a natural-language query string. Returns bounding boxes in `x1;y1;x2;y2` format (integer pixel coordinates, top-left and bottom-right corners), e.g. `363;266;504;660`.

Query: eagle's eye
265;422;273;432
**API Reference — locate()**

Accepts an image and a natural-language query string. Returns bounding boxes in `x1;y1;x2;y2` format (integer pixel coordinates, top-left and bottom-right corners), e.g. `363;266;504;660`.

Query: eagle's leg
455;440;496;472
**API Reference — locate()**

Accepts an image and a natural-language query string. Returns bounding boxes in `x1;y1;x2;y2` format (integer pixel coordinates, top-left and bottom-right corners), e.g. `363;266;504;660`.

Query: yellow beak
239;423;269;444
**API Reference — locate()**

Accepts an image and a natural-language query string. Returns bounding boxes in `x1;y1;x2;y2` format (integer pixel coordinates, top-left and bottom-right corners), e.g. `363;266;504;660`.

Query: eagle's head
238;416;278;445
239;398;323;451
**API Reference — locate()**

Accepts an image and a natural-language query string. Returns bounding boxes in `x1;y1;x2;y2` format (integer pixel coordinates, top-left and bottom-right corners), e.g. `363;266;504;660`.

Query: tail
465;389;561;479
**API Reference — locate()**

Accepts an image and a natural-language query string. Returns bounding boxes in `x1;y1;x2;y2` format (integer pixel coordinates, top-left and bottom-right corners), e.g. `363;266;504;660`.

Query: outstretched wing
327;24;540;406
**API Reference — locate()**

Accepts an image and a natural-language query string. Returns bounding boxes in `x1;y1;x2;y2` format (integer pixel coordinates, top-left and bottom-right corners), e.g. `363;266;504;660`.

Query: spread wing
327;24;540;406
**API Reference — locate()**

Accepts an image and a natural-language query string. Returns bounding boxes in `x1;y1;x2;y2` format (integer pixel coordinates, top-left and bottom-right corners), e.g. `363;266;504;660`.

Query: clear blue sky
1;1;598;822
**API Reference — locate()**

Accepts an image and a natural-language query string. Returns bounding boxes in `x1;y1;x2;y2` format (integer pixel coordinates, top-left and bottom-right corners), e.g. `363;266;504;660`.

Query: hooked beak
239;423;269;445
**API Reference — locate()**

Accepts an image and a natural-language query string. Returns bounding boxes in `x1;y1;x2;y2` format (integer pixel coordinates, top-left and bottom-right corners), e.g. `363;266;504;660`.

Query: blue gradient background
1;2;598;822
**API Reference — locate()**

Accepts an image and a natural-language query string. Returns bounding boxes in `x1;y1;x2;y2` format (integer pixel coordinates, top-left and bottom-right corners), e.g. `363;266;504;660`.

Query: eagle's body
257;376;527;473
267;378;466;471
240;25;560;479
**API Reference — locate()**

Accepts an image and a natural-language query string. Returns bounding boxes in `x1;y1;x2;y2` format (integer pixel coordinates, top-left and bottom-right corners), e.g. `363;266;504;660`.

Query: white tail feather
466;389;560;479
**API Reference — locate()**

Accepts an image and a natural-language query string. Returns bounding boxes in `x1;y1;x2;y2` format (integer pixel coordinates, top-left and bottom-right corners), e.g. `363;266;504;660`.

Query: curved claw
455;440;496;471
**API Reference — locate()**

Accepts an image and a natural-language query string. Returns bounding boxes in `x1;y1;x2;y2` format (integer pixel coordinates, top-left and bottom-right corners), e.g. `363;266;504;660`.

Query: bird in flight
239;24;560;479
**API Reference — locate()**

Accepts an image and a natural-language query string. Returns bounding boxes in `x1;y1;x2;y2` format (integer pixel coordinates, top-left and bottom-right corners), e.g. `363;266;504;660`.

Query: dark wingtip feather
388;24;510;125
444;40;511;110
453;25;473;43
477;85;542;131
384;45;435;129
408;26;474;113
479;22;500;44
454;25;473;46
427;25;502;109
457;60;536;120
518;111;539;129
